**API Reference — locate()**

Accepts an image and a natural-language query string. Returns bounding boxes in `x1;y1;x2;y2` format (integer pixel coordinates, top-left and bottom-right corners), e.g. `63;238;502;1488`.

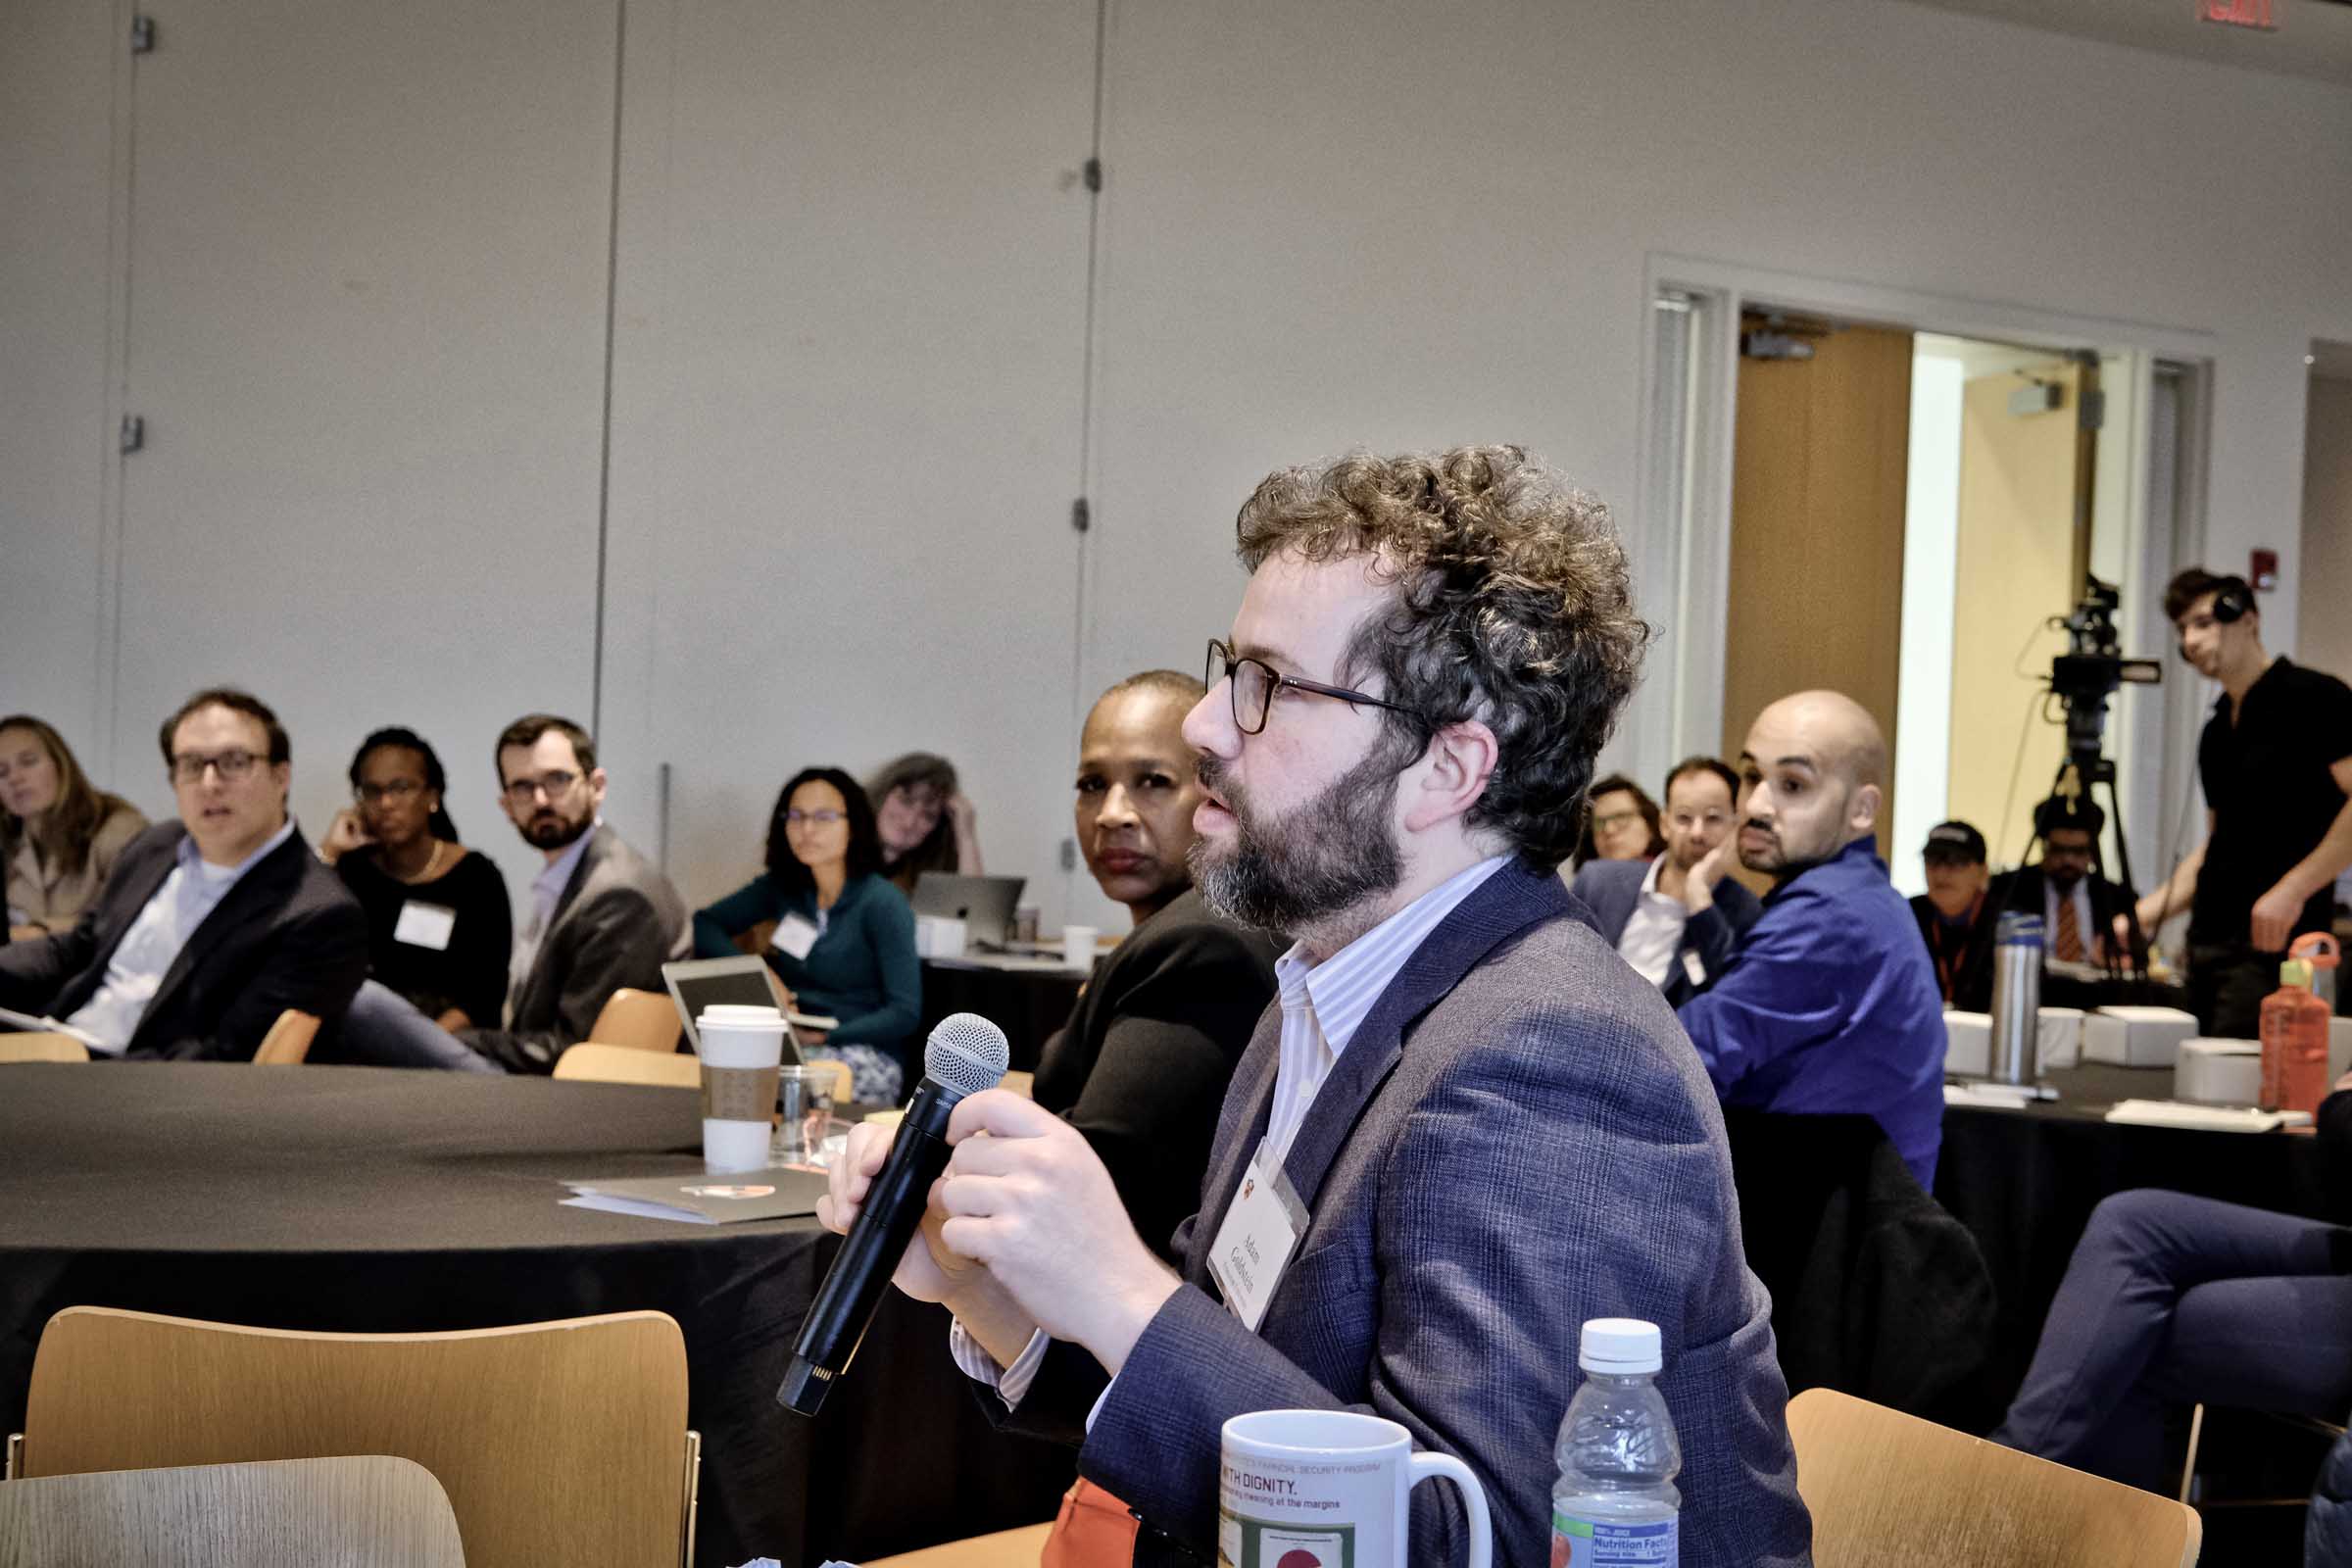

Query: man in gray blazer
1571;755;1763;1004
824;447;1811;1566
332;713;686;1073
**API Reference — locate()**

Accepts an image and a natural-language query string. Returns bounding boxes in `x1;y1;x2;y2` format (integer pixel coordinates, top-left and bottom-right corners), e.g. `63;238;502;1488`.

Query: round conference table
0;1063;1072;1568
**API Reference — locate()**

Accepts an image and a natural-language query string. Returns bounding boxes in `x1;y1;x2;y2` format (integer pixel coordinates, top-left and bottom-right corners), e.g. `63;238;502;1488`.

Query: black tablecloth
0;1064;1071;1567
1935;1062;2343;1421
920;959;1085;1071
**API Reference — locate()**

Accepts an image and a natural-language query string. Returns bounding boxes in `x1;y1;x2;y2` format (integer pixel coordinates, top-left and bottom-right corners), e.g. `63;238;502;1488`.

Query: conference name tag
392;901;457;952
1206;1140;1308;1333
772;914;820;960
1681;949;1707;990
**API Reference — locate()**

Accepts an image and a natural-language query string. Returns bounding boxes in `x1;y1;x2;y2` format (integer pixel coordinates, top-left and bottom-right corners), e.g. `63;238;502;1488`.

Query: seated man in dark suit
1032;667;1280;1261
332;713;686;1073
825;446;1811;1566
1908;819;1997;1009
1996;794;2136;972
1571;754;1761;1003
0;688;367;1058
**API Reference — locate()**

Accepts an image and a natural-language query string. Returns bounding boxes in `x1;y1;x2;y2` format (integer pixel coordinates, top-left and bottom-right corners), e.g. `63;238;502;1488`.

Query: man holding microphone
2134;569;2352;1037
821;447;1809;1566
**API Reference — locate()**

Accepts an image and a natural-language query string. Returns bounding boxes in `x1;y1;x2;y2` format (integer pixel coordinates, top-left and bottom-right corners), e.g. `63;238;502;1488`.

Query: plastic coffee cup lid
1579;1317;1662;1375
698;1004;781;1026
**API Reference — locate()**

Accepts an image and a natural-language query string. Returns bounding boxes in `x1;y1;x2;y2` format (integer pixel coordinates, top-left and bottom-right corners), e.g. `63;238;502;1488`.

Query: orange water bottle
2258;958;2330;1115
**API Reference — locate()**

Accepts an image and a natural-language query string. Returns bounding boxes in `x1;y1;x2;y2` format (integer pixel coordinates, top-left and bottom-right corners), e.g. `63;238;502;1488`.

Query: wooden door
1724;319;1913;864
1946;362;2086;863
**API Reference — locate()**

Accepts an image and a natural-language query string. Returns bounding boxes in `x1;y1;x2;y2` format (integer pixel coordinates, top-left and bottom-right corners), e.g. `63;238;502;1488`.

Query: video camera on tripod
2047;575;2163;764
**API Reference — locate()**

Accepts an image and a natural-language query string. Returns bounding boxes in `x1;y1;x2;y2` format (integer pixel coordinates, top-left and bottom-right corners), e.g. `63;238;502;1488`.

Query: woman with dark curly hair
693;766;920;1101
0;715;147;942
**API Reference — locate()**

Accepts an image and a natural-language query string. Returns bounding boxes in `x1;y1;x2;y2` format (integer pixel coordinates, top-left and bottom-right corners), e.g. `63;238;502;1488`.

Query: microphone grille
924;1012;1010;1098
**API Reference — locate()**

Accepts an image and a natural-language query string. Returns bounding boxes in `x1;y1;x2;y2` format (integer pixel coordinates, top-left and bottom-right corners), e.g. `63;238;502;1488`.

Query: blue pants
1992;1188;2352;1490
333;978;503;1074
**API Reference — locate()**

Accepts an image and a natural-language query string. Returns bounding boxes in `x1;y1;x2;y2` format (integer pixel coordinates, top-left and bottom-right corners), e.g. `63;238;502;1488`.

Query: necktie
2054;894;2084;962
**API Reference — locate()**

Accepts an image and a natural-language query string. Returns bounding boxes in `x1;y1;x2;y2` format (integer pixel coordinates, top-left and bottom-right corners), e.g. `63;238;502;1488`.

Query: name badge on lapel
1681;949;1707;990
1206;1139;1310;1332
771;913;820;960
393;901;457;952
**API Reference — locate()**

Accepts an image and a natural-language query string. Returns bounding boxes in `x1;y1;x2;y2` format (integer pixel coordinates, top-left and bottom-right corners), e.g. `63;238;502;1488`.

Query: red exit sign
2198;0;2277;28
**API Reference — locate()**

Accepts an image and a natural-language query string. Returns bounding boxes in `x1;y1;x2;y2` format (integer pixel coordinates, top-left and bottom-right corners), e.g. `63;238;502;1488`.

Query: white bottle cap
1579;1317;1662;1375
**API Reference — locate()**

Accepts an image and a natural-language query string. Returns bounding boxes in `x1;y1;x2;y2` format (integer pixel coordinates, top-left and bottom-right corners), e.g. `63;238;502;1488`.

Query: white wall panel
0;1;118;760
105;0;617;892
1082;0;2352;830
599;0;1097;921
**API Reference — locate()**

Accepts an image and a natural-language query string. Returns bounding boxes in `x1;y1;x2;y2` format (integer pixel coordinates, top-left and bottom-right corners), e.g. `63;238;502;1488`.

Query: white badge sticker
1205;1140;1308;1332
771;913;821;960
392;901;457;952
1682;948;1707;990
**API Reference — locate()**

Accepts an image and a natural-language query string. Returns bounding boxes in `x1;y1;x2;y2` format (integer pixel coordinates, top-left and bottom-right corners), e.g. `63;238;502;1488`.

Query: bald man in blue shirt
1677;690;1946;1190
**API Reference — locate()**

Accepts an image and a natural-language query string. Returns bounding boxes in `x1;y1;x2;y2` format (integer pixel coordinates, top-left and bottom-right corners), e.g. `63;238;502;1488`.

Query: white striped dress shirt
955;853;1514;1406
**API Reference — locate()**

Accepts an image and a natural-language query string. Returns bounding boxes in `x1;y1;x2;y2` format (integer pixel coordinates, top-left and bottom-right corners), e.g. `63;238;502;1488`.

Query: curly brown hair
1233;445;1648;867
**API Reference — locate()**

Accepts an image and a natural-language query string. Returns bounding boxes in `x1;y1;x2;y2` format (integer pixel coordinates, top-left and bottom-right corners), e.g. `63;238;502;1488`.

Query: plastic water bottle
1551;1318;1680;1567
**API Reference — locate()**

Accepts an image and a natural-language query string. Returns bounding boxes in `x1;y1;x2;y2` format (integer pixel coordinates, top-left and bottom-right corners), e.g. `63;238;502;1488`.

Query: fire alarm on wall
2250;549;2279;593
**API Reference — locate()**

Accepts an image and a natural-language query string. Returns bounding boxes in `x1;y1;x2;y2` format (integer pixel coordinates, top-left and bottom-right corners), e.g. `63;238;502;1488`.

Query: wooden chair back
0;1455;466;1568
14;1305;696;1568
588;988;683;1054
0;1034;88;1063
867;1522;1054;1567
1788;1387;2201;1566
804;1055;855;1102
252;1009;321;1064
554;1041;702;1089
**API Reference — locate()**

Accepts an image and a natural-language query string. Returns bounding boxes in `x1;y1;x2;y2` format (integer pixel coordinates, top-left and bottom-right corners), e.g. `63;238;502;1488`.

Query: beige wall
2301;376;2352;682
9;0;2352;923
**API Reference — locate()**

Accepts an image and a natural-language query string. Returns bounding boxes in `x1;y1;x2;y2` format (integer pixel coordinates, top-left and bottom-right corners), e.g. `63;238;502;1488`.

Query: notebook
2102;1099;2314;1134
560;1166;831;1224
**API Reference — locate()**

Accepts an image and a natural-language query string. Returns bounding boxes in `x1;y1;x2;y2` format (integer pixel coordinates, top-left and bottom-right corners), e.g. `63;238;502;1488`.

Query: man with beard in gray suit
824;447;1811;1566
331;713;685;1073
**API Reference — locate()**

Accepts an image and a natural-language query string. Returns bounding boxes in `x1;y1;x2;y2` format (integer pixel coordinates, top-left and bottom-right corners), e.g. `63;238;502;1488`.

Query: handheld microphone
778;1011;1008;1416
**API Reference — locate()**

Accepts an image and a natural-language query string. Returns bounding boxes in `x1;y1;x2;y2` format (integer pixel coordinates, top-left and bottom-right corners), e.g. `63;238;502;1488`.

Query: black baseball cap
1922;821;1986;865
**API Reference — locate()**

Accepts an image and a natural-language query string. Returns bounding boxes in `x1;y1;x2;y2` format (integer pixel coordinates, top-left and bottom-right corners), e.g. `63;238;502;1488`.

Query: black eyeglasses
502;770;579;806
1204;638;1424;737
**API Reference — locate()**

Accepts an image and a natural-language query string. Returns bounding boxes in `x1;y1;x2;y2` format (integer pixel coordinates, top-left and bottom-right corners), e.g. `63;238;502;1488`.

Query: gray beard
1190;749;1404;939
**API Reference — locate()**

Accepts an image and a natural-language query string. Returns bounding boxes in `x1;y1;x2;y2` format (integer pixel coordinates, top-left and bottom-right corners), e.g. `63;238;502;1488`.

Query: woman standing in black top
318;728;513;1030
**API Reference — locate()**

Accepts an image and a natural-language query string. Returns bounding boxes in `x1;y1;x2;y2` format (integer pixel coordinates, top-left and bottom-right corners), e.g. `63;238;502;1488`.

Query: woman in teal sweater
693;766;921;1101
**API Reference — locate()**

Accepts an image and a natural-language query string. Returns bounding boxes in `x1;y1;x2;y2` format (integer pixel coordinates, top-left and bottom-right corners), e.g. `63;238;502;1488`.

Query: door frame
1630;254;2215;853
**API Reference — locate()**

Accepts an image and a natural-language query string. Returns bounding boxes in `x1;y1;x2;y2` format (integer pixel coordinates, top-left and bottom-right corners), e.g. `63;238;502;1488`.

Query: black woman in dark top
318;727;513;1030
1030;670;1280;1261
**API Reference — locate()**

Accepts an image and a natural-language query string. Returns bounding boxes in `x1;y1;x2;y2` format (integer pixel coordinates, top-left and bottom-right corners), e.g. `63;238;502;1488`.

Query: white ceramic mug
695;1004;784;1172
1219;1408;1492;1568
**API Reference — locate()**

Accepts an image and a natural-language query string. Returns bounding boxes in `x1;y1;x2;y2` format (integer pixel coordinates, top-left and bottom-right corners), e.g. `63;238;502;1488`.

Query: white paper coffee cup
697;1004;785;1172
1062;924;1099;970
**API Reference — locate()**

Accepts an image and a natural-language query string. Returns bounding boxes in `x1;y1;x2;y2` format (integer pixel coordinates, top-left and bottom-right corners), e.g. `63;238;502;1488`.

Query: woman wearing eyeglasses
318;727;513;1030
693;766;921;1102
0;714;148;943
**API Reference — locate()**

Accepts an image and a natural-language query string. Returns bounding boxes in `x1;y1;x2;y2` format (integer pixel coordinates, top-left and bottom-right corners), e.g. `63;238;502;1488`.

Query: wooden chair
252;1008;321;1064
0;1454;466;1568
1000;1070;1034;1100
588;988;683;1054
7;1305;699;1568
802;1056;856;1102
2178;1400;2347;1507
867;1522;1054;1567
0;1034;88;1063
554;1041;702;1090
1788;1386;2201;1566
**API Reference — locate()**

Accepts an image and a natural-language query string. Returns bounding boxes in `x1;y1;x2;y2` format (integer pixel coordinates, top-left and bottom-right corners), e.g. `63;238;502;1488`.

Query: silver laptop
660;956;806;1062
910;872;1027;949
